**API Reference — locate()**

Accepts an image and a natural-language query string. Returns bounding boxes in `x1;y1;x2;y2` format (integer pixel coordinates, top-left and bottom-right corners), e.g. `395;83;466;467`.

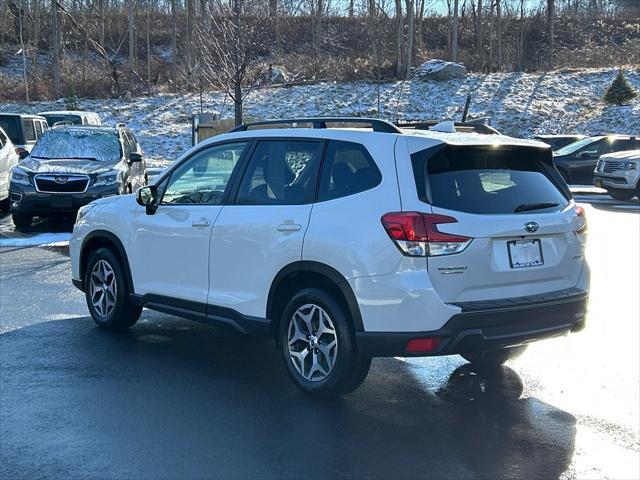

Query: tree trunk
170;0;177;89
51;0;60;95
475;0;483;57
404;0;414;79
488;0;494;71
128;0;136;91
18;0;29;102
187;0;194;88
452;0;459;61
147;0;151;92
496;0;502;70
548;0;555;69
395;0;403;78
233;0;242;125
99;0;105;46
416;0;425;51
518;0;525;70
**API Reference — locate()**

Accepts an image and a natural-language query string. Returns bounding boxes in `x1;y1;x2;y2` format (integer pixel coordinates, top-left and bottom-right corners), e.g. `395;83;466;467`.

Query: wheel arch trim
79;230;135;293
267;261;364;332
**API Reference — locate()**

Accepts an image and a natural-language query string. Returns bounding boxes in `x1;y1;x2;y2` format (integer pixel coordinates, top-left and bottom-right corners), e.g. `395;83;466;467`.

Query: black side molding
130;294;271;336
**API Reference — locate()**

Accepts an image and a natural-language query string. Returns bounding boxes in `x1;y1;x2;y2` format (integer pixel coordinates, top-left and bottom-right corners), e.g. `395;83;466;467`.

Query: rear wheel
608;189;634;201
12;213;32;230
84;247;141;330
0;197;9;212
462;345;527;368
279;288;371;396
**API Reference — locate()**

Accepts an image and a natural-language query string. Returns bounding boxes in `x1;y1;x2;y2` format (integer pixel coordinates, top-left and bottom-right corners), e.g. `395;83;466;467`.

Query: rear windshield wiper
514;202;559;213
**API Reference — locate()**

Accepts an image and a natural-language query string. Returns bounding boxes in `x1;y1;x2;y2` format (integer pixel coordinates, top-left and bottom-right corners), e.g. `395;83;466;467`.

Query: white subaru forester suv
70;118;589;396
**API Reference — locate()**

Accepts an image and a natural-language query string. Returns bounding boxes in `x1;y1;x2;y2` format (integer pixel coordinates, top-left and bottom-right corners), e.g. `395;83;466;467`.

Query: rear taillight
406;337;443;353
575;205;587;242
381;212;472;257
15;147;27;156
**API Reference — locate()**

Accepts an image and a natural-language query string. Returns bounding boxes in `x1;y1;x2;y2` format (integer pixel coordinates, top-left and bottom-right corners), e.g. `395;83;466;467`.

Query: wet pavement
1;200;639;479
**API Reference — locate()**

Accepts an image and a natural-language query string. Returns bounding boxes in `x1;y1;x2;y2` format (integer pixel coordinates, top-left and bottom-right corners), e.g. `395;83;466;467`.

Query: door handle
277;223;301;232
192;218;211;227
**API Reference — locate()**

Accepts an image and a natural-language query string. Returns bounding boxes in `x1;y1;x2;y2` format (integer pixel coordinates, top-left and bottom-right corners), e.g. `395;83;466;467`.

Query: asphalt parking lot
1;192;639;479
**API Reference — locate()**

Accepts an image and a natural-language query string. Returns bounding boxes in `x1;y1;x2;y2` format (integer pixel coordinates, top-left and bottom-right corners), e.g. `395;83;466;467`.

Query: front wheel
12;213;32;230
462;345;528;368
279;288;371;396
84;247;142;330
608;189;634;201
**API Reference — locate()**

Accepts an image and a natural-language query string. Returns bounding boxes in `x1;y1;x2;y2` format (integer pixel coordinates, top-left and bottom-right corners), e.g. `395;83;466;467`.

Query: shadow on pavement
0;316;576;479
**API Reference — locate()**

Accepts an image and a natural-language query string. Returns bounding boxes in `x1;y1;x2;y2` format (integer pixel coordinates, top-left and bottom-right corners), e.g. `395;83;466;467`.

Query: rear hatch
413;144;586;304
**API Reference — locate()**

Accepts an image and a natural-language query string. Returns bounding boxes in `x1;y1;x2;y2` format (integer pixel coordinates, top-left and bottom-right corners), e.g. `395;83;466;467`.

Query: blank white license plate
507;239;544;269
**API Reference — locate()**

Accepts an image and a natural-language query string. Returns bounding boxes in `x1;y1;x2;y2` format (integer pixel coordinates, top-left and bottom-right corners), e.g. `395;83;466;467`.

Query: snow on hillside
2;67;638;168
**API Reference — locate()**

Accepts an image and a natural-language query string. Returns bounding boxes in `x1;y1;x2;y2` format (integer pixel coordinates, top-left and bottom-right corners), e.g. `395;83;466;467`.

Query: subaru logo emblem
55;176;68;184
525;221;539;233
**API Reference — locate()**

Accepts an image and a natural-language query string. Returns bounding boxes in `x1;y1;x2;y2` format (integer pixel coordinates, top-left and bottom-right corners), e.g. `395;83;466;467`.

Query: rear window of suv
412;145;570;215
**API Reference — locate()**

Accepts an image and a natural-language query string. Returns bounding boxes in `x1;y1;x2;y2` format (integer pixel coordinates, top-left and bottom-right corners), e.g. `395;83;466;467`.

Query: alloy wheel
89;259;118;319
287;303;339;382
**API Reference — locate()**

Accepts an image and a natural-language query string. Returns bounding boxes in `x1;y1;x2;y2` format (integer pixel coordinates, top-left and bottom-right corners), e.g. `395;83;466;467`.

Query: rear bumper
356;288;588;357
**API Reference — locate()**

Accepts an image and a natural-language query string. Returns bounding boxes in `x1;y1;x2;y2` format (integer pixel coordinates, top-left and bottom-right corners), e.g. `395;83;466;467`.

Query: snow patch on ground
0;233;71;247
3;68;638;168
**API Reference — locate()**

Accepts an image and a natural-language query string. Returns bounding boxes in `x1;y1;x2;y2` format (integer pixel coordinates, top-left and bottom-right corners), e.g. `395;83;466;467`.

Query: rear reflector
381;212;472;257
406;337;443;353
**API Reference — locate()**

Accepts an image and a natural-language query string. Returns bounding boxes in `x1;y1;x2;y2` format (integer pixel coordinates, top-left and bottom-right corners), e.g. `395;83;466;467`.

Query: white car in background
0;126;20;211
38;111;102;127
593;150;640;201
70;117;590;396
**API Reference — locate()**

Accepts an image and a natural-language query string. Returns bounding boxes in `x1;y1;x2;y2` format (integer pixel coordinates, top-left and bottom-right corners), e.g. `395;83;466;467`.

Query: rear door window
413;146;570;215
318;140;381;201
235;140;324;205
22;119;36;142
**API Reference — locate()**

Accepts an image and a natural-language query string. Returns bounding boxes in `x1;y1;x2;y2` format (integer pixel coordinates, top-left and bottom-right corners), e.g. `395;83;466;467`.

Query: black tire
0;197;9;212
279;288;371;396
12;213;32;230
461;345;528;368
84;247;142;330
608;189;634;202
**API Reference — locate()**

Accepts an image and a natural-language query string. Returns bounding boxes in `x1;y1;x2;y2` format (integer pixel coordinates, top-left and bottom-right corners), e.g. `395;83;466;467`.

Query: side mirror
129;152;143;163
580;151;596;160
136;185;158;215
18;150;29;160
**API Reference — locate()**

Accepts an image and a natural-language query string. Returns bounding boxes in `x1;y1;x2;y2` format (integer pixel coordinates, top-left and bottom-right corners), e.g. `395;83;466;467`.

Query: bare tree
194;0;266;125
128;0;136;90
452;0;459;61
548;0;555;69
51;0;60;95
170;0;177;89
475;0;483;58
404;0;414;78
18;0;29;102
395;0;403;78
496;0;502;70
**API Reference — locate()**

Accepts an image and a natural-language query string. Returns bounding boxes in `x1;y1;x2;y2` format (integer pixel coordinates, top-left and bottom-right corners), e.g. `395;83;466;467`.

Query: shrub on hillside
604;69;637;105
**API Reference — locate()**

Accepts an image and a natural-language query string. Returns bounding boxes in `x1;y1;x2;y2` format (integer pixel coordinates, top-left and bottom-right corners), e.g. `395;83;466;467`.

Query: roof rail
395;120;500;135
228;117;402;134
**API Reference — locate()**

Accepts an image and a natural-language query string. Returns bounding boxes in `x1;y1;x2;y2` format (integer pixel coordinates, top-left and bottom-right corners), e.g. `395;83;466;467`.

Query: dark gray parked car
9;125;147;229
